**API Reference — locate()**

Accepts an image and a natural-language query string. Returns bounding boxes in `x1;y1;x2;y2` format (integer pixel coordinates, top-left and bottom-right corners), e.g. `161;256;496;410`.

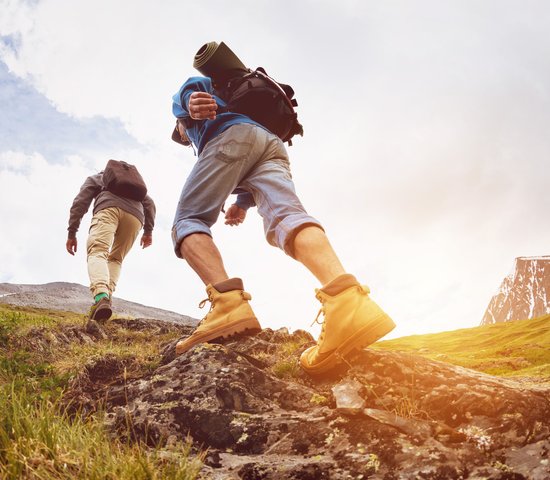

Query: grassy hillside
373;314;550;380
2;302;549;478
0;303;202;480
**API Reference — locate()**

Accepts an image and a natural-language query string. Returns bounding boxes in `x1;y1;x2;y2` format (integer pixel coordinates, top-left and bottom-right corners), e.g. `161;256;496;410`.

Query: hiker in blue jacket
171;42;395;375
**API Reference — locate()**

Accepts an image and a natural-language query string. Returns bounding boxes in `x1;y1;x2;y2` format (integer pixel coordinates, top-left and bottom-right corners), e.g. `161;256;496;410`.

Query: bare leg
292;226;346;285
180;233;229;286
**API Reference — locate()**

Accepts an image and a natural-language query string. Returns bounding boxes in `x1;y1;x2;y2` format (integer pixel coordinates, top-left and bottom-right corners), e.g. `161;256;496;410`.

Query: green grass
0;305;80;335
0;303;204;479
271;337;307;379
0;306;72;398
0;384;202;479
373;314;550;379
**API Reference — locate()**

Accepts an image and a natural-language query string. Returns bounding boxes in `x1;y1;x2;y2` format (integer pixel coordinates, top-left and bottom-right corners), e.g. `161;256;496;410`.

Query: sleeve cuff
235;192;256;210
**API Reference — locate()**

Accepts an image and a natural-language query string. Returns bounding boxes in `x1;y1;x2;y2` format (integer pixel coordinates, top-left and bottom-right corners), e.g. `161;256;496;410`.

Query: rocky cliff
481;256;550;325
22;316;550;479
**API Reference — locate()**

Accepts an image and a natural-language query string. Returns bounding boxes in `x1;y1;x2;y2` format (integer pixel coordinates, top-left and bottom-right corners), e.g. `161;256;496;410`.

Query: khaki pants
87;207;141;297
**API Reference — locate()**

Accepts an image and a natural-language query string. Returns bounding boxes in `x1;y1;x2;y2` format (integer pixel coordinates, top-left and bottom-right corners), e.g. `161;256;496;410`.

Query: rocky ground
24;317;550;479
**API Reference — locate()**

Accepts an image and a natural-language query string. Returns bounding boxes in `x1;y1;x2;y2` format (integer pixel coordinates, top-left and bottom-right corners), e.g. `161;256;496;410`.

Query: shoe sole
91;306;112;322
300;313;396;375
175;317;261;355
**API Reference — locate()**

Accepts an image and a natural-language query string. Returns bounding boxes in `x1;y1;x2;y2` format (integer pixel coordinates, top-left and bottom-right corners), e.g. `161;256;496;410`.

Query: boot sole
91;306;112;322
175;317;261;355
300;313;396;375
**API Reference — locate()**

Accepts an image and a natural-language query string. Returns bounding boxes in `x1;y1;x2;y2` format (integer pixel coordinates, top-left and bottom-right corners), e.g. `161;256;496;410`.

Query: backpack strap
253;68;296;111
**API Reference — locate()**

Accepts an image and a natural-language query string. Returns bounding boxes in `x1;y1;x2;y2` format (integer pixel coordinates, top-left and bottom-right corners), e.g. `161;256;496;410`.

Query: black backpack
216;67;304;145
102;159;148;202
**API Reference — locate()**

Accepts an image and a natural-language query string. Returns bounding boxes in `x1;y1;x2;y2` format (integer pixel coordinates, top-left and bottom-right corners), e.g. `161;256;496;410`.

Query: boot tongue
321;274;360;296
212;277;244;293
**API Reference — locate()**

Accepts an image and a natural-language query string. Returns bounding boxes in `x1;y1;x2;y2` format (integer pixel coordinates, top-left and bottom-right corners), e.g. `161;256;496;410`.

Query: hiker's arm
140;233;152;249
173;77;213;116
142;194;156;240
66;238;77;255
225;191;255;226
67;174;102;242
235;192;256;210
188;92;217;120
174;77;217;121
224;204;247;227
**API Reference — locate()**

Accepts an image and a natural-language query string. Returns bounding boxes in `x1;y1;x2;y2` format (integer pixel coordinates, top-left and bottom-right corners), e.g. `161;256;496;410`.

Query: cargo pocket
88;217;100;234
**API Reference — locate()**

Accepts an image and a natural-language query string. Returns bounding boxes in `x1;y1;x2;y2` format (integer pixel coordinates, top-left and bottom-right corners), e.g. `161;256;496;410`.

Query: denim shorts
172;123;323;258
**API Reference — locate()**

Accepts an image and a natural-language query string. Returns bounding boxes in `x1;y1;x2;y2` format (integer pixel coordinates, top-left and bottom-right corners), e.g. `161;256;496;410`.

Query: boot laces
197;292;214;323
311;293;327;343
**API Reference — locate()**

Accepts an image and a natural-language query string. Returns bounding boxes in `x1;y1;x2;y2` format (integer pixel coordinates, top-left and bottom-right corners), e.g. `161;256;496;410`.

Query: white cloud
0;151;89;283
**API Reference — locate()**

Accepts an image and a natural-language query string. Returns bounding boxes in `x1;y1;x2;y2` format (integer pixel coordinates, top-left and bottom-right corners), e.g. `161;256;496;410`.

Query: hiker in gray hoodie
66;168;156;321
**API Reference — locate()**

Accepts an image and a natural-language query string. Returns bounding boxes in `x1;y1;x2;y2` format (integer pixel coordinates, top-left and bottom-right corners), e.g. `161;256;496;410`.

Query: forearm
67;176;101;237
235;192;256;210
142;195;156;234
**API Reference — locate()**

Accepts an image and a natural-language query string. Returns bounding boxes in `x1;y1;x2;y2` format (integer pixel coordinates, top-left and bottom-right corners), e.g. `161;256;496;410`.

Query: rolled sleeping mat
193;41;249;83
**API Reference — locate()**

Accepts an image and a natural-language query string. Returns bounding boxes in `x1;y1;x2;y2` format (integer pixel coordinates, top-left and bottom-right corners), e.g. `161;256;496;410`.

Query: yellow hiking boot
300;276;395;375
175;280;261;355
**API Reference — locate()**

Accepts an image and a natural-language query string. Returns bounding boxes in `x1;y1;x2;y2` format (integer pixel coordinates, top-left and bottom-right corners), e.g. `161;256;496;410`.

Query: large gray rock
59;323;550;480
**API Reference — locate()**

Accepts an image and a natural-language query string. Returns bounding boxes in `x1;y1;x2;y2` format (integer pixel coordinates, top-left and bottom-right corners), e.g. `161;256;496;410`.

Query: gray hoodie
67;173;156;239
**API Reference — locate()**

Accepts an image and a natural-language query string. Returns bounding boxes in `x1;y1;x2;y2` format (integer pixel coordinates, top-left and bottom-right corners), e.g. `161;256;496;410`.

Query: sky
0;0;549;341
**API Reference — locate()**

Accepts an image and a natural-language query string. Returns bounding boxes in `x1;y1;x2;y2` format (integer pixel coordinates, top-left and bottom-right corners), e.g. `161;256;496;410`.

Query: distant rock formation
481;256;550;325
0;281;197;325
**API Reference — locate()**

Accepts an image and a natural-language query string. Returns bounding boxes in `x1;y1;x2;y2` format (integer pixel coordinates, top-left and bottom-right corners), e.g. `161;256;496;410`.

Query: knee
264;217;324;258
179;232;211;260
172;220;212;258
286;224;326;259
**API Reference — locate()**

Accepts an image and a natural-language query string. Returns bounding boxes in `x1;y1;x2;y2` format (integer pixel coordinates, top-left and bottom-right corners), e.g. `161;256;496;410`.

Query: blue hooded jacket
172;76;265;155
173;76;267;210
